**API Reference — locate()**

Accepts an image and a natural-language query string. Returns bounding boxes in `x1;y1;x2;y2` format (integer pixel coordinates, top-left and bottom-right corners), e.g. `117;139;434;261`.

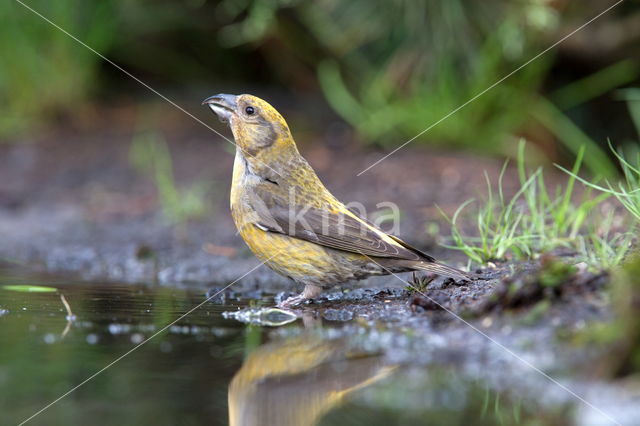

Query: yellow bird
228;335;394;426
203;94;471;307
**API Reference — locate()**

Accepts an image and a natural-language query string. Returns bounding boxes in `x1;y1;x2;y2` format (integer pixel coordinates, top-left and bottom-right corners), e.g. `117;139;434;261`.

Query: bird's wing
246;184;434;261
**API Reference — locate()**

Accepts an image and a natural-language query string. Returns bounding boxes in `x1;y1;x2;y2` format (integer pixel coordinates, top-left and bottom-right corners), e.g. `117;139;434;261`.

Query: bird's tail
414;261;474;281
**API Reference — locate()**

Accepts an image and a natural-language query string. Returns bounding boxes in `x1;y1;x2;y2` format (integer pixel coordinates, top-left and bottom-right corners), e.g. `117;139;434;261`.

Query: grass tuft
557;141;640;222
129;130;212;224
440;140;634;268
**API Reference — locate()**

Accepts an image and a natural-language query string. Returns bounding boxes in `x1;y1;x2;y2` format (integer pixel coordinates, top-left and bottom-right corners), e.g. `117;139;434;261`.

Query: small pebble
482;317;493;328
575;262;588;273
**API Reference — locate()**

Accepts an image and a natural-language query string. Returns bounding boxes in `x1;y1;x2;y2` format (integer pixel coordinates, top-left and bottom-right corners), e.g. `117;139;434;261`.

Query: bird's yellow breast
230;151;365;285
235;220;342;281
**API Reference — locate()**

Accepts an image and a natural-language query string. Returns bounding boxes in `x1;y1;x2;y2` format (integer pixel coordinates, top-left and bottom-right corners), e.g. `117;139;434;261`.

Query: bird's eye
245;106;255;115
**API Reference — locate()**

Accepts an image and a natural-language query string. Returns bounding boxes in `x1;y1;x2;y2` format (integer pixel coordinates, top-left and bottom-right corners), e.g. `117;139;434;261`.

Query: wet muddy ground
1;110;639;425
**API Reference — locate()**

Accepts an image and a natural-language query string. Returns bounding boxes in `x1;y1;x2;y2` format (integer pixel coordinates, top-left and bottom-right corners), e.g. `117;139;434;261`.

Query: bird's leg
277;284;322;309
277;294;306;309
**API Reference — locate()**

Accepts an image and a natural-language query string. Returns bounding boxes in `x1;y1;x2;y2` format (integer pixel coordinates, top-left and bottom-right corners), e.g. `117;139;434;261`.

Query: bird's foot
276;285;323;309
277;294;308;309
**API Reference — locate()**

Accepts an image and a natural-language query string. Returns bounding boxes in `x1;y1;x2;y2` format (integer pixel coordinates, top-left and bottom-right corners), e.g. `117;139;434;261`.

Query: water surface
0;267;573;426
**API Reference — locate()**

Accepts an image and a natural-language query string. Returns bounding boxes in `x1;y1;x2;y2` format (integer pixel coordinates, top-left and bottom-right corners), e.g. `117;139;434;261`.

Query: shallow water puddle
0;266;574;425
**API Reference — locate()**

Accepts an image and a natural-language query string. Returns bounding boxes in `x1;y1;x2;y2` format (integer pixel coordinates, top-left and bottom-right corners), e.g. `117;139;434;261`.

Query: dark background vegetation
2;0;639;175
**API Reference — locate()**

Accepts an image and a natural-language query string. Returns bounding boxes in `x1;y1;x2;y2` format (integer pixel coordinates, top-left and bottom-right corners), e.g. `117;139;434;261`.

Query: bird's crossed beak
202;93;237;123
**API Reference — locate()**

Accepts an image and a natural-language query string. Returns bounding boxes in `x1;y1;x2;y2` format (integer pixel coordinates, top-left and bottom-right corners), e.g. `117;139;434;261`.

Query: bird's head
203;94;296;160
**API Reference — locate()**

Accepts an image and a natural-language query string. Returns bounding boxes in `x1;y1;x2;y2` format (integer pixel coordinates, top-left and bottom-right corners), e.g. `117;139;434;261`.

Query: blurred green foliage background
1;0;639;176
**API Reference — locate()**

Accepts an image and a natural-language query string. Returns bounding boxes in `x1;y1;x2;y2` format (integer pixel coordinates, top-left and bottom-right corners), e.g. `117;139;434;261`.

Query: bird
202;93;472;308
228;334;394;426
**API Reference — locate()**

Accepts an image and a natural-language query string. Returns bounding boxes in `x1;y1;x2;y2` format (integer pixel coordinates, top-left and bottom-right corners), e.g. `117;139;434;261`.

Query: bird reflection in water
228;333;395;426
